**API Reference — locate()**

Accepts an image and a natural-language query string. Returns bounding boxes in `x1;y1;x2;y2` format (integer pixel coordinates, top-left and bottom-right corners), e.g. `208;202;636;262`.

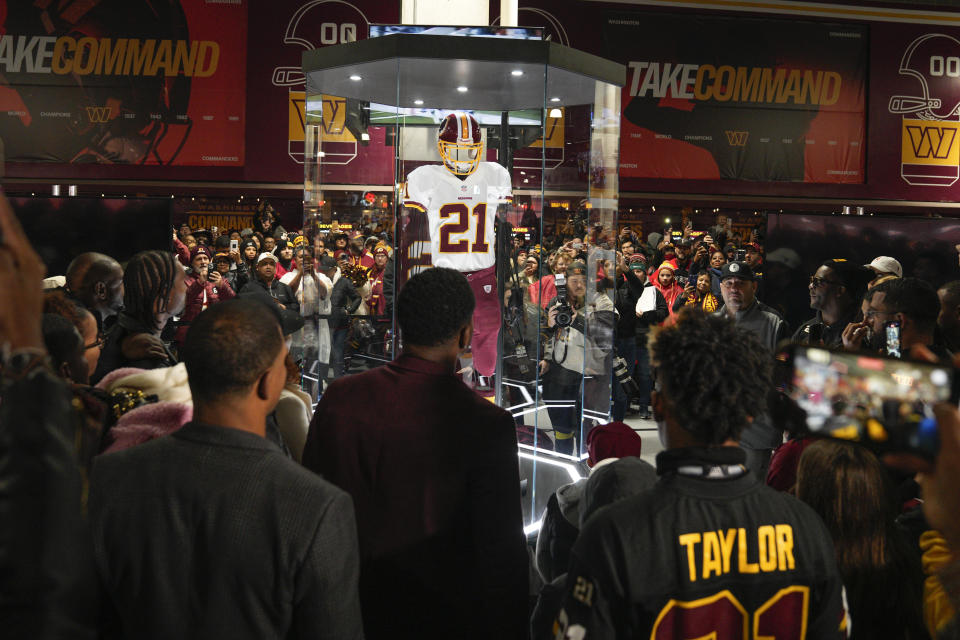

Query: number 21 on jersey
651;586;810;639
438;203;489;254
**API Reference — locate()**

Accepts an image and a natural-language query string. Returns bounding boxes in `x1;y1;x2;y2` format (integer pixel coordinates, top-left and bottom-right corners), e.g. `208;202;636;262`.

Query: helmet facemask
439;139;482;176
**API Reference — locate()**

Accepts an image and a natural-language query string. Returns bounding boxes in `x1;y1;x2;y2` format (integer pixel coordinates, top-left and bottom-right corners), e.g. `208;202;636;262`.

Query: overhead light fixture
511;69;523;76
349;74;362;81
548;108;562;118
457;86;468;92
550;97;561;102
413;99;424;105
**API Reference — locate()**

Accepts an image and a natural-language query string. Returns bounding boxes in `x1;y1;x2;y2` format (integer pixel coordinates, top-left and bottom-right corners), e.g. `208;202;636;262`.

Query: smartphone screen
780;345;949;459
230;239;239;252
885;321;901;359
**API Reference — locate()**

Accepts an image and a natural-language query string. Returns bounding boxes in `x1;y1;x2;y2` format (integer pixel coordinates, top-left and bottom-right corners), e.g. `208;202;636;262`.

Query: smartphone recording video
777;344;950;459
885;320;901;359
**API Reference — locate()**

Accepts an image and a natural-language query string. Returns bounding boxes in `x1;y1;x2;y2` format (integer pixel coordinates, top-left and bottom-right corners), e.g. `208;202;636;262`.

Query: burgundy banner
867;22;960;202
244;0;399;184
0;0;246;166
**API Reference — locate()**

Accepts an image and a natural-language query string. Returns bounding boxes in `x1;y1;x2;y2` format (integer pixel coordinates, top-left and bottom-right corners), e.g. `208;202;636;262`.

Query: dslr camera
612;352;640;398
553;273;573;328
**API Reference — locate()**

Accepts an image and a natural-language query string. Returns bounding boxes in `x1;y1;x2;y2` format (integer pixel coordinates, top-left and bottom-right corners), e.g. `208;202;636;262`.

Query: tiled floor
622;415;663;467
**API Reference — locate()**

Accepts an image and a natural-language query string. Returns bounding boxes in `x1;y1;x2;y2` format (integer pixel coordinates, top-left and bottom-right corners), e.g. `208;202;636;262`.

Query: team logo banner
0;0;246;166
888;34;960;187
603;13;866;183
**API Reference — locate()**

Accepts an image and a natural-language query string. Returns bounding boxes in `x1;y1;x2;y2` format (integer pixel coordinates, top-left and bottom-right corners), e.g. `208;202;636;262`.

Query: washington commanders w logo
725;131;749;146
86;106;111;123
905;124;957;159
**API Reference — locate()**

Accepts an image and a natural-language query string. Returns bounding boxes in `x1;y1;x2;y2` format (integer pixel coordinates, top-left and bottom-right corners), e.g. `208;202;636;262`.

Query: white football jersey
403;162;512;272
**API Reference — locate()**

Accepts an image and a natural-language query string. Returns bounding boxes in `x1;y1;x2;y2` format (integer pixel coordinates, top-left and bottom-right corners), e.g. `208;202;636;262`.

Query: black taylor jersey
556;447;849;639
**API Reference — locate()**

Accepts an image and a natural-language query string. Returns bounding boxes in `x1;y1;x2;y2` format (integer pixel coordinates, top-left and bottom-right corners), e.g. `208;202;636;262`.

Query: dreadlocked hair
649;306;772;444
124;250;179;330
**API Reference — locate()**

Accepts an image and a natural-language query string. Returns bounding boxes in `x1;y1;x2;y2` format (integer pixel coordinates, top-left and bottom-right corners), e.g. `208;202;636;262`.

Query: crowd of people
3;187;960;640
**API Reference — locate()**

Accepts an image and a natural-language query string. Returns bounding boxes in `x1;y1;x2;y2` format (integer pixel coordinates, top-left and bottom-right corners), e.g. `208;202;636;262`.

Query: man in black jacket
555;310;848;639
319;255;361;379
239;252;299;313
89;300;362;639
625;253;668;419
613;252;665;420
793;258;869;348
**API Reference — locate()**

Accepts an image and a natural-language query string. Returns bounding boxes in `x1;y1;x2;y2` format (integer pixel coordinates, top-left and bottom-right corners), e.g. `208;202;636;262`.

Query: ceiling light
349;74;362;81
511;69;523;76
550;97;561;102
413;99;424;105
457;86;468;93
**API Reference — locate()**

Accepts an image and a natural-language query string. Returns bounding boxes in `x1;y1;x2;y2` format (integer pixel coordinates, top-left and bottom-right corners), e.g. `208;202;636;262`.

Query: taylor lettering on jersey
403;162;512;272
678;525;795;582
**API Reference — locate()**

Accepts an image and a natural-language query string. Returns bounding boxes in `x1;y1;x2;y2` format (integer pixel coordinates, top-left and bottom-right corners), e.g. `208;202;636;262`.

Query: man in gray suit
89;299;363;639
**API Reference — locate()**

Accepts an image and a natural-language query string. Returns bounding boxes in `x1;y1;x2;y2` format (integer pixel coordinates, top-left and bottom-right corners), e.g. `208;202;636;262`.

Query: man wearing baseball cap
238;252;299;313
716;261;786;349
794;258;871;348
173;245;236;346
864;256;902;289
715;260;787;478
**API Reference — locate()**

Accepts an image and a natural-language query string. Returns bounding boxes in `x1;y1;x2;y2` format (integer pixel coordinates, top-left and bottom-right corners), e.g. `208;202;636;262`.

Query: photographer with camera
612;253;653;421
539;260;615;454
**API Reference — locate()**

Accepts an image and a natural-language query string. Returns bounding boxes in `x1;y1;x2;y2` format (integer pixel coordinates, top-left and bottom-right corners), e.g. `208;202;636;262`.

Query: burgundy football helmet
437;111;482;176
889;33;960;120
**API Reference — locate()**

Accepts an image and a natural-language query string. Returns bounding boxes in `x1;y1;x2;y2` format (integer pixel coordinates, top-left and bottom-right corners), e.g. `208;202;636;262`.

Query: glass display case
301;33;624;528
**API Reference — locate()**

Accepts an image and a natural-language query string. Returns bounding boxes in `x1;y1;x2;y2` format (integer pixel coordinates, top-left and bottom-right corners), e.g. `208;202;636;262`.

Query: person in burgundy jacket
174;246;235;345
301;267;528;640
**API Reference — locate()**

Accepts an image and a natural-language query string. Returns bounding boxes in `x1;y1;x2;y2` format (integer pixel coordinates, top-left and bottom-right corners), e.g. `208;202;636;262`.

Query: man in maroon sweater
302;267;528;639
